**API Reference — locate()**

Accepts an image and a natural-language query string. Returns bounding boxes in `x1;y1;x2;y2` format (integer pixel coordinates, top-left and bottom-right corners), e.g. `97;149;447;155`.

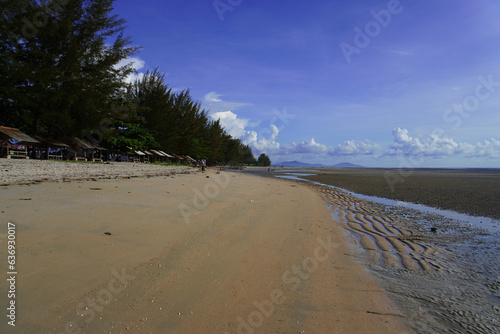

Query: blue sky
112;0;500;167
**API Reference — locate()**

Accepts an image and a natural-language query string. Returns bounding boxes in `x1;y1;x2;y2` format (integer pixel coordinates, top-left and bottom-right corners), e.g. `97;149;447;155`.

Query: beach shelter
90;143;108;162
150;149;166;162
35;136;70;160
135;150;146;163
185;155;197;166
60;136;95;161
125;146;146;162
0;126;40;159
143;150;154;163
173;155;186;164
159;151;174;163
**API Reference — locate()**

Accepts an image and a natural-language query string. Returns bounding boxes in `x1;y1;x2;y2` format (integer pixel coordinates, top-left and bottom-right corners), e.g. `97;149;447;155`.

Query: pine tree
0;0;140;137
258;153;271;166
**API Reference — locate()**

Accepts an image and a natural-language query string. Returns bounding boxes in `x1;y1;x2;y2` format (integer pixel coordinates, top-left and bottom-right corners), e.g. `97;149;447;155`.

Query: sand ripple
316;185;436;272
310;182;500;334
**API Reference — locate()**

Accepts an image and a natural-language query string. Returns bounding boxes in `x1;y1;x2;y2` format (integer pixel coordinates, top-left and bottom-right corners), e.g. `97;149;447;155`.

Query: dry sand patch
0;170;411;333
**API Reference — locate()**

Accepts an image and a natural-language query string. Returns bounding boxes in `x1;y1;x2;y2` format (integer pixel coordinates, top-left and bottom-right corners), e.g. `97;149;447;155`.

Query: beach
0;161;411;333
248;167;500;333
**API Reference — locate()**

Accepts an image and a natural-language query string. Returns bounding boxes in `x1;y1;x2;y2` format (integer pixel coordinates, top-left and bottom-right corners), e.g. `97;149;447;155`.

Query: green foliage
0;0;257;164
126;69;256;163
105;104;159;151
0;0;140;137
258;153;271;166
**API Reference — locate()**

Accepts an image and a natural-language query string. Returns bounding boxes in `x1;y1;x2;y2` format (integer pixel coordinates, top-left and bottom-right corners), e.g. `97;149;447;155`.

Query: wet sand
303;168;500;220
0;167;411;333
312;183;500;333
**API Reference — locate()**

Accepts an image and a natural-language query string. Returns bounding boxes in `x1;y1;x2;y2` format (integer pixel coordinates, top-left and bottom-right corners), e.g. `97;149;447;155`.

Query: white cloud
210;110;281;154
114;57;146;84
211;111;249;138
276;138;380;157
242;125;281;153
209;111;500;162
281;138;329;154
204;92;222;102
330;140;382;156
389;128;500;158
203;92;252;113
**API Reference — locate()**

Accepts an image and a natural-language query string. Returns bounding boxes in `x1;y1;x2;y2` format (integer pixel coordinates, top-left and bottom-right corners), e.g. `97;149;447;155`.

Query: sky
112;0;500;167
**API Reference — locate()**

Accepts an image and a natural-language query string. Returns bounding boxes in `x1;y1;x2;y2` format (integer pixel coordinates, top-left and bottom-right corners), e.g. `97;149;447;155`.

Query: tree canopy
258;153;271;166
0;0;258;164
1;0;140;137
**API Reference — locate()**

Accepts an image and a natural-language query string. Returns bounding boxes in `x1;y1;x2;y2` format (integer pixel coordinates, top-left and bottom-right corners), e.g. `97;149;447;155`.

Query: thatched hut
35;136;70;160
0;126;40;159
61;137;100;161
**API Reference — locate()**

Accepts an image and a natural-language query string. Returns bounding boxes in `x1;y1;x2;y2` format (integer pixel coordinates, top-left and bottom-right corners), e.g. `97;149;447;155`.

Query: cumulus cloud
330;140;382;156
389;128;500;158
280;138;329;155
207;110;500;162
114;57;146;84
242;125;281;153
211;111;249;138
210;111;280;154
269;127;500;161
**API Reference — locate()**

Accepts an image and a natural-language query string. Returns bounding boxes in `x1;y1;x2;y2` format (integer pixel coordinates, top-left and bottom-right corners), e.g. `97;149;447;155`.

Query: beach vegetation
258;153;271;166
1;0;140;137
0;0;257;165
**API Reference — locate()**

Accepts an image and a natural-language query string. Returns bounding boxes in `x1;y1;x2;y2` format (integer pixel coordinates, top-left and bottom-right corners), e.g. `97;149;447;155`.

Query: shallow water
275;173;316;179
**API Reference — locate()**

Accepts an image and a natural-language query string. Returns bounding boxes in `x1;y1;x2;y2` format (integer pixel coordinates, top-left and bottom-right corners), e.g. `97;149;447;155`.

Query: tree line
1;0;268;165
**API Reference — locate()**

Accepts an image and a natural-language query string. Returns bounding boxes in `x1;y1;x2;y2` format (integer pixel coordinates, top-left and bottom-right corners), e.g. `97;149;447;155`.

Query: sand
0;165;412;333
0;159;193;186
311;182;500;333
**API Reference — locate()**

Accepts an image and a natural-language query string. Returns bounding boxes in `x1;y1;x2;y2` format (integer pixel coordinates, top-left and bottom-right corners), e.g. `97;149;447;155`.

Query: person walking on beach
201;158;206;172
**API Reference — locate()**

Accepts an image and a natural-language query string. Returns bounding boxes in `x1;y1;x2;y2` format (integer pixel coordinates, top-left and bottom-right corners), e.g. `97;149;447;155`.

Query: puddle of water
275;175;309;181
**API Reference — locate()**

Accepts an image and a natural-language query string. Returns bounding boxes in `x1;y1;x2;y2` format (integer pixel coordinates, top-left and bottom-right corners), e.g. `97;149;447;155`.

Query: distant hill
273;160;364;168
273;160;323;167
332;162;365;168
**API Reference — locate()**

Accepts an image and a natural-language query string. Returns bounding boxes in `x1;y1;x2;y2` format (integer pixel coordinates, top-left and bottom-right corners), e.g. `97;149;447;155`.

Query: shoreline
303;167;500;220
244;167;500;220
0;166;412;333
245;168;500;333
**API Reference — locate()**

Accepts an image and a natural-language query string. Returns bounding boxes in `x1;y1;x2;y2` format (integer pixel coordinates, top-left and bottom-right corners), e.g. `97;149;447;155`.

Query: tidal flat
303;168;500;220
